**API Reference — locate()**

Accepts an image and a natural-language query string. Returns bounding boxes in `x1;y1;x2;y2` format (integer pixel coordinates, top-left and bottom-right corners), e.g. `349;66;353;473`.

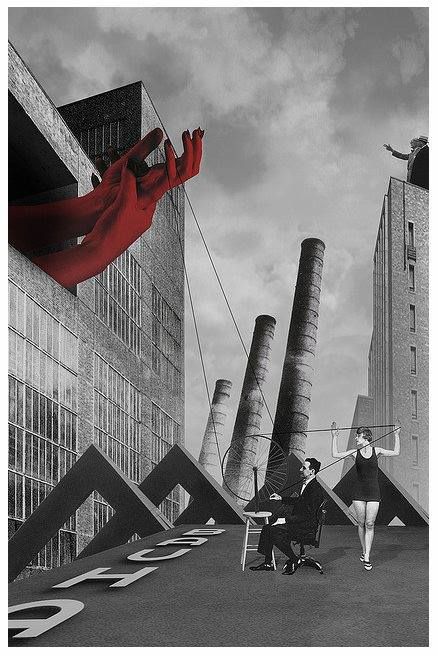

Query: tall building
8;42;185;575
368;176;428;510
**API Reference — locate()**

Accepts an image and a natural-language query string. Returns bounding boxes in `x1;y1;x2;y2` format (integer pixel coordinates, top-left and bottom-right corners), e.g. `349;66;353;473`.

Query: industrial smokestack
223;315;276;503
268;238;325;481
198;379;232;483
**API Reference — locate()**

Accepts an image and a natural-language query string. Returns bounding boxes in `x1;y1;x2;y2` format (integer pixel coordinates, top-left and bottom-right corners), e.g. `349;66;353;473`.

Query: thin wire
244;424;396;438
141;94;277;452
161;146;222;468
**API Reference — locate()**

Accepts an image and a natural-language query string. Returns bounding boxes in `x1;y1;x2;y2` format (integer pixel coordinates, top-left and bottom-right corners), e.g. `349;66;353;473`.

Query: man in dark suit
250;457;324;576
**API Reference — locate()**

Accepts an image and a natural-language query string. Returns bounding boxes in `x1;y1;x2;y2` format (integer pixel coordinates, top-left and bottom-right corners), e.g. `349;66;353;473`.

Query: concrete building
367;177;428;510
8;42;185;574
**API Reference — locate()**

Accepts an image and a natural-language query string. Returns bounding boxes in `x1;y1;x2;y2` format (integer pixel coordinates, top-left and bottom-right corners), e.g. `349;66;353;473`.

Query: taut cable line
277;426;400;496
249;424;396;438
143;93;278;469
159;142;222;469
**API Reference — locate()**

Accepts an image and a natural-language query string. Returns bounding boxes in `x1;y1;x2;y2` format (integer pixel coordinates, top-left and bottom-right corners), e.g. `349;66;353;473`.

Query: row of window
151;403;182;520
409;304;416;333
80;120;122;160
8;517;76;571
158;186;184;234
8;470;76;531
9;282;78;372
95;251;142;356
151;286;183;393
8;283;79;572
94;428;141;483
93;354;143;530
9;418;76;483
151;345;183;395
93;495;115;536
411;390;418;419
9;337;77;412
94;353;141;419
9;378;77;445
151;285;182;343
152;320;182;367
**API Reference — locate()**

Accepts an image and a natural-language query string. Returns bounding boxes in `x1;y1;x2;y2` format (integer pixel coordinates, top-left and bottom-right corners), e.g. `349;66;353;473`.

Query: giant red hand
10;128;203;288
9;127;203;252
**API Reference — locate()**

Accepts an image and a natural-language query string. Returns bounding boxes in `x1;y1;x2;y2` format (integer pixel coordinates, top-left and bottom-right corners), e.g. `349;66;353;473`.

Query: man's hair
305;457;321;474
356;426;373;442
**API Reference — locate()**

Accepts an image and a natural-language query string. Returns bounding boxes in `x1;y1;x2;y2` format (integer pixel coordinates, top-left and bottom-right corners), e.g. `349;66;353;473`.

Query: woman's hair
356;426;372;442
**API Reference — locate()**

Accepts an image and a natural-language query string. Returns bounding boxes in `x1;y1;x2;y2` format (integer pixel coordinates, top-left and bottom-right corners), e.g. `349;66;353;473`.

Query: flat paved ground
9;524;428;647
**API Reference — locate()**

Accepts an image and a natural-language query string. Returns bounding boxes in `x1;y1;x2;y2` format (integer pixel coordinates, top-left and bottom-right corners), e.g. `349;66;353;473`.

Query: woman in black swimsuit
331;423;400;571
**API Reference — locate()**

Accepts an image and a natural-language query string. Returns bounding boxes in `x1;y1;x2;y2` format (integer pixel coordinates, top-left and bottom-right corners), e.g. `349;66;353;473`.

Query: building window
93;354;142;534
411;390;418;419
408;222;415;248
408;264;415;292
151;403;182;522
161;185;184;233
412;435;419;466
151;286;182;394
95;250;141;355
409;304;416;333
8;281;78;571
80;120;122;161
410;346;417;375
412;483;419;503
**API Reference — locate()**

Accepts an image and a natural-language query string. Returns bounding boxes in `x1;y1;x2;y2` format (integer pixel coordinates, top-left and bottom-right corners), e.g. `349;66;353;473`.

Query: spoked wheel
221;434;287;505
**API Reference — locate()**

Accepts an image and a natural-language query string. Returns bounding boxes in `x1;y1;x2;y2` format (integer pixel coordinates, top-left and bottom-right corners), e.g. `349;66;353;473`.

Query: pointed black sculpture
8;444;172;582
78;444;247;559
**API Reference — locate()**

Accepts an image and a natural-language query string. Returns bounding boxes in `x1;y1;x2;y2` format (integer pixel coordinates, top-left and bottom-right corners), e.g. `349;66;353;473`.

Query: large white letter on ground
155;537;208;547
9;599;84;639
183;529;226;535
52;566;157;588
127;548;191;562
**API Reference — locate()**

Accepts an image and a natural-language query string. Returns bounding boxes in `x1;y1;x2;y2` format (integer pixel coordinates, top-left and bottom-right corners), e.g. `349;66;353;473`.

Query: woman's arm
331;421;357;459
376;423;401;457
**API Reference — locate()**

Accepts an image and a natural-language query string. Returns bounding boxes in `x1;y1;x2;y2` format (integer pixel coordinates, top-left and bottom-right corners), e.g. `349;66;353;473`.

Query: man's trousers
257;524;299;563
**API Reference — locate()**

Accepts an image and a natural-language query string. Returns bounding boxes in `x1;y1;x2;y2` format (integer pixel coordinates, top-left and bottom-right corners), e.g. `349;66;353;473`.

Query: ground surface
9;524;428;647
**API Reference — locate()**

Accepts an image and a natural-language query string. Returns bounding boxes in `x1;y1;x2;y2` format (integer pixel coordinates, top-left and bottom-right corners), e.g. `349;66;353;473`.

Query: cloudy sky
8;6;428;486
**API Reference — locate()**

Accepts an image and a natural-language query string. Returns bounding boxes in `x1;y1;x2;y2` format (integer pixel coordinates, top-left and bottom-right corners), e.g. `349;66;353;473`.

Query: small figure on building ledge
383;135;428;190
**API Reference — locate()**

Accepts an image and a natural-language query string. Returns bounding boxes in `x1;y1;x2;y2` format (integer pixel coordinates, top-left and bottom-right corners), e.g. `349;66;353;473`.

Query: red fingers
164;139;177;182
124;127;163;165
176;130;194;183
103;127;164;182
192;128;203;176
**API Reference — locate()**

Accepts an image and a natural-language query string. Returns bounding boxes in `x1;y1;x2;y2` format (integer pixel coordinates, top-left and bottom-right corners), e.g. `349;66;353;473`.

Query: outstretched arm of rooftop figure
383;143;408;160
28;128;203;288
375;421;401;457
331;421;357;459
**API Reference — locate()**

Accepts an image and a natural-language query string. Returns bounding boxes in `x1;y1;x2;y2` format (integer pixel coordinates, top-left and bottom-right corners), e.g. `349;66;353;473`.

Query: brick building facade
8;42;186;574
368;177;428;510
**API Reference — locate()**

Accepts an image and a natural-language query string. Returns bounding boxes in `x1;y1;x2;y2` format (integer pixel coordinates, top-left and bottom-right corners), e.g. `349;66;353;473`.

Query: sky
8;5;429;487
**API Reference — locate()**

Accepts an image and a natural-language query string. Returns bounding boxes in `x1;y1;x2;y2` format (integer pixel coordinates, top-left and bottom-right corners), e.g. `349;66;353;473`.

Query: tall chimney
223;315;276;503
198;379;232;483
268;238;325;482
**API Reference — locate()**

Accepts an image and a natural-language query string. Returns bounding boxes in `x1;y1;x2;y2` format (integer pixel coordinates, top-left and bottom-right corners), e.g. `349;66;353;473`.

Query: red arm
30;128;203;288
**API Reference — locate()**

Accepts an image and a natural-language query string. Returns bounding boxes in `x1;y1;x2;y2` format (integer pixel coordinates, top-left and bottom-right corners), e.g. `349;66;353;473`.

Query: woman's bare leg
352;500;366;555
364;501;380;561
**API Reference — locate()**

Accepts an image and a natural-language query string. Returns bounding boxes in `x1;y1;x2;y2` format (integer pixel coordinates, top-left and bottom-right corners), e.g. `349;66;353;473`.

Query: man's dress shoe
249;562;274;571
282;560;301;575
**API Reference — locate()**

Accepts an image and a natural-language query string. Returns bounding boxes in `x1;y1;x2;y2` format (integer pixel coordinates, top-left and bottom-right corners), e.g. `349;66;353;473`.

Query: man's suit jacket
271;478;325;540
